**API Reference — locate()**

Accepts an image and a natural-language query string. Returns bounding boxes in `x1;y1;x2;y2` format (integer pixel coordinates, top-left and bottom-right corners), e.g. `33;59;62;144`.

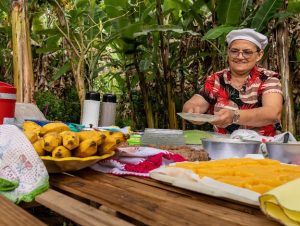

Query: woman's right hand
182;94;210;124
182;94;210;113
182;101;202;113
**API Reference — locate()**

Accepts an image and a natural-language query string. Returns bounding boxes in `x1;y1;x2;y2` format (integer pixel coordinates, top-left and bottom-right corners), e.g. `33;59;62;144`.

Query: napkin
260;178;300;226
90;146;186;177
0;125;49;203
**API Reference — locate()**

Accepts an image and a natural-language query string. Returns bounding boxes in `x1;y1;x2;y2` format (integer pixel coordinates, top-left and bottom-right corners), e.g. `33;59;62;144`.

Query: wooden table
40;169;281;226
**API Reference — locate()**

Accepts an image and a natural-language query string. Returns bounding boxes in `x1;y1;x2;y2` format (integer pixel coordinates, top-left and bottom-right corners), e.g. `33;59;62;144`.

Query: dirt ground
27;206;77;226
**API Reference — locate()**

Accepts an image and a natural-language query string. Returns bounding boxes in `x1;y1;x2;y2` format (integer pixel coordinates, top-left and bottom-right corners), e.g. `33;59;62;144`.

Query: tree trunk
11;0;34;103
156;0;177;129
276;21;295;134
125;67;137;129
134;53;154;128
54;4;86;110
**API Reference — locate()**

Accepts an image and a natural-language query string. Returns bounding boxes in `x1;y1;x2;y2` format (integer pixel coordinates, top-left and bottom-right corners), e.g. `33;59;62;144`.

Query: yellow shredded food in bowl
171;158;300;194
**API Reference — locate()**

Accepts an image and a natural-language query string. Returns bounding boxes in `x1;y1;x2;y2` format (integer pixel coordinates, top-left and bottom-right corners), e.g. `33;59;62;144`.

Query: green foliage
216;0;243;25
34;88;80;123
288;0;300;13
251;0;284;32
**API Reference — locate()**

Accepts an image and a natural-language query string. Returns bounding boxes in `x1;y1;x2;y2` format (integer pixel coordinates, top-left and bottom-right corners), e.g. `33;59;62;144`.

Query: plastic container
99;94;116;127
0;82;17;124
14;103;47;127
81;91;101;128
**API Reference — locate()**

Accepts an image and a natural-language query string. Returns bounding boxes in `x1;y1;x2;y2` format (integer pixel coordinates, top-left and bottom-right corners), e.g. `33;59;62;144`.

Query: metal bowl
202;138;261;160
265;142;300;164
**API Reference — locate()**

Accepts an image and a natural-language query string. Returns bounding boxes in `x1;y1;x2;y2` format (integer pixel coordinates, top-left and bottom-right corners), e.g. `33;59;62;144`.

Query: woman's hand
182;94;210;113
182;94;210;125
211;109;234;128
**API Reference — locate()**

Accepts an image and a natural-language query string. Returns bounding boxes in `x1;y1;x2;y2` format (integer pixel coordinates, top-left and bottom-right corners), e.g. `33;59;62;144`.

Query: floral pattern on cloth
199;66;282;136
90;146;186;177
0;125;49;203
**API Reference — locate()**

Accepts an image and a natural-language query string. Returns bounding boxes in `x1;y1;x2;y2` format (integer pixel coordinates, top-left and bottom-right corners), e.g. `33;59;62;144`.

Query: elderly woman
183;28;283;136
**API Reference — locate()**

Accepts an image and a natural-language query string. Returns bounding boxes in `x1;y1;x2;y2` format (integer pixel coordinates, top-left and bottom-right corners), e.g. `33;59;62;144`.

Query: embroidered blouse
199;66;282;136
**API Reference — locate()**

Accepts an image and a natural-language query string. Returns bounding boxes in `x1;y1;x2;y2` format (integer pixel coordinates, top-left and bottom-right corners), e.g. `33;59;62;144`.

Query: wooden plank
35;189;133;226
50;173;280;226
125;175;262;214
76;172;276;221
0;195;46;226
77;170;262;215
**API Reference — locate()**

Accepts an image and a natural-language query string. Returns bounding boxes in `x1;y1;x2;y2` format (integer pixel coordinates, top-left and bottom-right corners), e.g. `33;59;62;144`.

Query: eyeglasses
228;49;259;59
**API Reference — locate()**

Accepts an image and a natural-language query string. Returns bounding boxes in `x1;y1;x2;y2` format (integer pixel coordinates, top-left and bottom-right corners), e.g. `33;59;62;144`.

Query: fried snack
171;158;300;194
157;145;209;161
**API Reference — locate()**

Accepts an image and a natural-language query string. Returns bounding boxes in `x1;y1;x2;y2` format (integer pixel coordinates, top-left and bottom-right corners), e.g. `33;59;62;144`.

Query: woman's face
228;39;263;76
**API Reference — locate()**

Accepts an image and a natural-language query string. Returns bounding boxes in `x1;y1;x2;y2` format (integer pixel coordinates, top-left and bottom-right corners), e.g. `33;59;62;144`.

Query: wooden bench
35;189;133;226
2;188;133;226
0;195;45;226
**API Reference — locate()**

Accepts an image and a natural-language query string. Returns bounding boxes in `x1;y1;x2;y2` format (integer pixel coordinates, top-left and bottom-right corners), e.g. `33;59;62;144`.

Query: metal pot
265;142;300;164
202;138;261;160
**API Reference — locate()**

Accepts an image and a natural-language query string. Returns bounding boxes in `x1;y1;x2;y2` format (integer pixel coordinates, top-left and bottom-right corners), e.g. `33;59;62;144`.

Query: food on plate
77;130;106;145
61;131;80;150
40;122;71;136
172;158;300;194
22;121;128;158
157;145;209;161
23;120;41;134
98;134;122;155
23;130;39;143
43;132;62;152
52;146;72;158
74;138;98;157
33;138;45;156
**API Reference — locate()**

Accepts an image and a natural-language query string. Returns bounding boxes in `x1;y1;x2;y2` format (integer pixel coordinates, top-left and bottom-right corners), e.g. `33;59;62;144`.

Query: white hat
226;28;268;49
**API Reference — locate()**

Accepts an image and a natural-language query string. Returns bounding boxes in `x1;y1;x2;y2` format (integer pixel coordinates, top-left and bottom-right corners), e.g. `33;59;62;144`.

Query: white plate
177;113;216;122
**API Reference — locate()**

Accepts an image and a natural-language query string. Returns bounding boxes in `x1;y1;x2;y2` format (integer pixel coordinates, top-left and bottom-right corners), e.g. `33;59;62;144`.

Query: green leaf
164;0;191;12
141;2;156;21
139;59;151;72
296;51;300;62
74;0;88;8
114;73;125;88
35;28;61;36
0;1;10;13
202;25;236;40
288;0;300;13
216;0;243;25
52;62;71;81
46;35;61;48
133;25;199;37
35;46;60;54
251;0;283;32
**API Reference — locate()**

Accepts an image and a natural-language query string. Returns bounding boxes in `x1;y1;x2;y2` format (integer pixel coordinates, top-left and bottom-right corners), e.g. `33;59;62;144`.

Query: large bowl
265;142;300;164
40;151;115;173
202;138;261;160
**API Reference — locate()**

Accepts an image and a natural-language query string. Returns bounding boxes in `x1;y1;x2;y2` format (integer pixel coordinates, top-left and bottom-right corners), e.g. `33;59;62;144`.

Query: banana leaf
251;0;283;32
202;25;236;40
216;0;243;25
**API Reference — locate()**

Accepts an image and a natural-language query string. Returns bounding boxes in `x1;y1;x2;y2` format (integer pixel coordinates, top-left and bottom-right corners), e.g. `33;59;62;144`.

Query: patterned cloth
0;125;49;203
90;146;186;177
199;66;282;136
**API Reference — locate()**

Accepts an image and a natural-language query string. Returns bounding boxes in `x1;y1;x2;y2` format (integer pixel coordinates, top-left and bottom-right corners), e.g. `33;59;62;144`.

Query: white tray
150;166;260;206
177;113;216;122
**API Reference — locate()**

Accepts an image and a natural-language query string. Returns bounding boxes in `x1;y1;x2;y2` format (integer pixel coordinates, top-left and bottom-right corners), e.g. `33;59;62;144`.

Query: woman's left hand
211;109;234;128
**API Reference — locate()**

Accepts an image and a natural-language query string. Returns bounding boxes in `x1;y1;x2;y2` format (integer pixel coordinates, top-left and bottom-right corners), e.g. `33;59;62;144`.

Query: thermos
81;91;100;128
100;93;116;126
